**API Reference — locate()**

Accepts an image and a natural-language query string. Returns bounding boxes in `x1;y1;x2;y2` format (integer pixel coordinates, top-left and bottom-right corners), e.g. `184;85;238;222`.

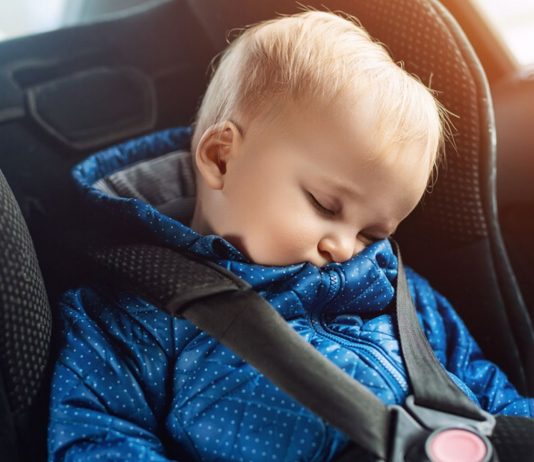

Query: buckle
387;396;496;462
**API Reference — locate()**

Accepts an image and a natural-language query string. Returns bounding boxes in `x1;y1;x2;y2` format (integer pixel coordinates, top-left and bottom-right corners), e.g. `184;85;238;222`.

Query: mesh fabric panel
348;0;488;240
0;170;51;414
492;415;534;462
90;244;250;315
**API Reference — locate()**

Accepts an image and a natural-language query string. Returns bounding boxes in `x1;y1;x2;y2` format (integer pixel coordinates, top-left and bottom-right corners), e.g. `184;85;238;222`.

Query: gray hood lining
93;149;196;223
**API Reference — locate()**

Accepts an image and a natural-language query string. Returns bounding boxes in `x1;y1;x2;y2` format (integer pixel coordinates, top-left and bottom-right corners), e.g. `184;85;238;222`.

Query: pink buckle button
426;428;490;462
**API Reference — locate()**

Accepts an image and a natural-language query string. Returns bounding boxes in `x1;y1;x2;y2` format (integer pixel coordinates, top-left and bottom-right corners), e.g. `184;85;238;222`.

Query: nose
318;233;365;264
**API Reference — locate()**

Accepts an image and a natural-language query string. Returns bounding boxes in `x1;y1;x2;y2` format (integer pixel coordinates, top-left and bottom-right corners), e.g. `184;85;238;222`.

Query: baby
188;12;439;266
48;9;533;462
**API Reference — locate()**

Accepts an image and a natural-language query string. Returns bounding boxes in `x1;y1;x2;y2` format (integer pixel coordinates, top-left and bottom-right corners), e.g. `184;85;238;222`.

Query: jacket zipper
311;268;407;402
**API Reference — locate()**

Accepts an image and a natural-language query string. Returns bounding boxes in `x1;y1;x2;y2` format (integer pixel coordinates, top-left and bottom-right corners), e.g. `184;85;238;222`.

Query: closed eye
307;191;336;217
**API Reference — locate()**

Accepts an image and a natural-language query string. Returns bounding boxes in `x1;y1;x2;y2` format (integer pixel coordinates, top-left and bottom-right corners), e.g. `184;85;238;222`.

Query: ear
194;121;242;190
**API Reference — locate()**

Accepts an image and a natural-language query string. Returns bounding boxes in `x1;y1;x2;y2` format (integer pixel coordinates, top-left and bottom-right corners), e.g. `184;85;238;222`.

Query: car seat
0;0;532;461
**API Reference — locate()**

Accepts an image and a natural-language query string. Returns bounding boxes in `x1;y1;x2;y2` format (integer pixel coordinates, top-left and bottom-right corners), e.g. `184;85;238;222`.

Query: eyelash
307;192;336;217
307;191;387;243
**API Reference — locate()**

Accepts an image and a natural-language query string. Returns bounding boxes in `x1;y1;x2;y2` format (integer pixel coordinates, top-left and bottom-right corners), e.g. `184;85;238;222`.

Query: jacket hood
72;127;398;317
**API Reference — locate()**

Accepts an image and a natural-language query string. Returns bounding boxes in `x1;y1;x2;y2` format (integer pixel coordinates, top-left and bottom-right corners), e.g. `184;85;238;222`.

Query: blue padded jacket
47;127;533;462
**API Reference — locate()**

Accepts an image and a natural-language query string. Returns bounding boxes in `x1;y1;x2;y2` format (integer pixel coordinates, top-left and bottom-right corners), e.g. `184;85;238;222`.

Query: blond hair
191;9;447;182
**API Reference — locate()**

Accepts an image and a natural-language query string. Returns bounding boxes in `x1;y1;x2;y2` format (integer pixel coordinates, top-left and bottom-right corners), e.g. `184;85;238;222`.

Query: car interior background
0;0;533;461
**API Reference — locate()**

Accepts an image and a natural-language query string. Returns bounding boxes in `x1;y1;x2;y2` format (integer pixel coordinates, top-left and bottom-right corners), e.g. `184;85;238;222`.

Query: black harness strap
88;242;534;461
394;242;486;420
90;243;391;459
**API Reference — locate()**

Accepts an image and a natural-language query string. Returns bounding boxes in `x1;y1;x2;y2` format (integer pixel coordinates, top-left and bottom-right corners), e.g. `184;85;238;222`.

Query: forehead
264;95;431;173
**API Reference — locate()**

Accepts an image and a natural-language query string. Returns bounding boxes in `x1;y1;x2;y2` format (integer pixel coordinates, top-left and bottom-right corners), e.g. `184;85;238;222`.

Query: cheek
217;159;322;265
240;202;321;266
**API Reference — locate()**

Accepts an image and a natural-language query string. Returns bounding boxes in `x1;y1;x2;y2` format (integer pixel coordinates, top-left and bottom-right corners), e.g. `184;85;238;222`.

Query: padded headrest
28;66;157;150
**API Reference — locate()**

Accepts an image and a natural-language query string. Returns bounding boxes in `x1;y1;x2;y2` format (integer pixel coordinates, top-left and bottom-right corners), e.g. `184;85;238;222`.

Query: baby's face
192;96;431;267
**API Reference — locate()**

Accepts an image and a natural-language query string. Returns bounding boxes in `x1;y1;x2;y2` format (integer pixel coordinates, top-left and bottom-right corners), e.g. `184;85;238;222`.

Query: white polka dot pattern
48;128;533;461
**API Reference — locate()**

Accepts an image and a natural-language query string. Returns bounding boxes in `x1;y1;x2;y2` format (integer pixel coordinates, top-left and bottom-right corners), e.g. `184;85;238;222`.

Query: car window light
472;0;534;66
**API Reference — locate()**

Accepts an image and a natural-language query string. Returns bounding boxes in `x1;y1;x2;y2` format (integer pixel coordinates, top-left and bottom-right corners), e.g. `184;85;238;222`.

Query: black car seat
0;0;532;461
